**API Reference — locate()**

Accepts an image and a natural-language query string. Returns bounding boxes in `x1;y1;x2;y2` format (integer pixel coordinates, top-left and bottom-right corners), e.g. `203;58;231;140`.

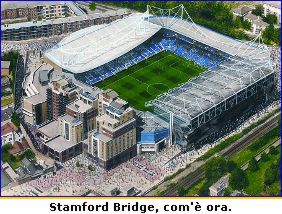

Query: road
1;105;13;122
146;113;280;196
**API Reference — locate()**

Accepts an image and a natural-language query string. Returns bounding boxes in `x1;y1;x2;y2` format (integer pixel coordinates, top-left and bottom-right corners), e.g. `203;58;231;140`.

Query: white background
0;198;282;214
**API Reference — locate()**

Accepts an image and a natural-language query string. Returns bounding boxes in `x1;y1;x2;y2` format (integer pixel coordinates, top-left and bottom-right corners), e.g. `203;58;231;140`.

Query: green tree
177;186;186;196
260;153;270;162
226;160;238;172
264;161;279;186
263;14;277;25
242;20;251;30
21;149;35;160
11;112;20;127
88;165;96;171
252;4;264;17
229;168;249;190
76;161;80;167
89;2;96;11
248;157;259;172
269;146;279;155
205;157;227;183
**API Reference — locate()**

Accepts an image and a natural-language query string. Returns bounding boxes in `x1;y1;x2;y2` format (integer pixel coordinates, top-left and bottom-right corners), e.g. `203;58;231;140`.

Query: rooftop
1;1;66;11
38;120;59;139
67;99;93;113
25;93;46;105
61;114;82;126
232;6;252;15
44;13;161;73
93;132;112;143
8;140;30;155
104;89;118;99
45;135;77;152
244;13;260;21
2;8;130;30
1;61;10;69
1;122;18;135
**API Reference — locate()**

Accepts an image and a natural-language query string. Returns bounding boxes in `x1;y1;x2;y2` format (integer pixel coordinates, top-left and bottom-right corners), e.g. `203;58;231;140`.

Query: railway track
161;113;280;196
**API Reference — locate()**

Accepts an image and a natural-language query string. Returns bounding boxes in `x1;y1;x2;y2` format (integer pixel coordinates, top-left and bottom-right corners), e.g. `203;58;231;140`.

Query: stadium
44;5;276;148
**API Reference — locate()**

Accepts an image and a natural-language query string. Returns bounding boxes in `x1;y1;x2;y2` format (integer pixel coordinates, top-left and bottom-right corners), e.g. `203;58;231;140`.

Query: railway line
158;113;280;196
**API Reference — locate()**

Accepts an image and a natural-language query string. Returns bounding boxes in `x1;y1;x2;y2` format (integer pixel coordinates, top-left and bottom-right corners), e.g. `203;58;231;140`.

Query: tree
21;149;35;160
226;160;238;172
88;165;95;171
264;161;279;186
76;161;80;167
11;112;20;127
242;20;251;30
89;2;96;11
263;14;277;25
205;157;227;183
252;4;264;17
260;153;270;162
248;157;259;172
229;168;249;190
269;146;279;155
177;186;186;196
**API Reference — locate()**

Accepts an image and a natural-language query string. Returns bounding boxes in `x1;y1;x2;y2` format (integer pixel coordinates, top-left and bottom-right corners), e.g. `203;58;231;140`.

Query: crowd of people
1;35;64;56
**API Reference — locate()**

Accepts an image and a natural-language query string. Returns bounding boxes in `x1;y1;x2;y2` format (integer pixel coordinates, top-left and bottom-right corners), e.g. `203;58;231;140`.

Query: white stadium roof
45;5;269;74
45;13;162;73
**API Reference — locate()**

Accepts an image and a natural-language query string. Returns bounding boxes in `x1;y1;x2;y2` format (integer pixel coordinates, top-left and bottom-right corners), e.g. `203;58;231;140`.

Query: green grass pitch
95;51;207;111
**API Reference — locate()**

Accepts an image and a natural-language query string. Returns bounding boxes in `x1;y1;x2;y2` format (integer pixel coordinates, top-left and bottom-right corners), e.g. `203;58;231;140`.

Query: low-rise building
1;122;23;145
41;115;84;162
1;61;10;76
264;2;281;24
1;76;10;91
209;175;229;196
244;13;269;34
137;111;169;154
232;6;252;18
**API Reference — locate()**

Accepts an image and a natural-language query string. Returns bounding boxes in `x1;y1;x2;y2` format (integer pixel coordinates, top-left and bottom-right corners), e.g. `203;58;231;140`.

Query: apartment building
22;93;48;125
88;98;136;169
1;1;71;20
46;76;81;120
2;9;130;41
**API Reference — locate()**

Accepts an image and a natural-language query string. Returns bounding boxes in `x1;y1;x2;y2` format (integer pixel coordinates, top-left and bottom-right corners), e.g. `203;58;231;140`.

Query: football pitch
96;51;206;111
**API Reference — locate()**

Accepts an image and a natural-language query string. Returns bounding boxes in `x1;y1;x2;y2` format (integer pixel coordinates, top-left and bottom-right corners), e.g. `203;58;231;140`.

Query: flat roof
2;8;130;30
45;136;77;152
1;61;10;69
25;92;46;105
44;13;162;73
67;99;92;113
93;132;112;143
1;1;66;11
38;120;59;138
61;114;82;126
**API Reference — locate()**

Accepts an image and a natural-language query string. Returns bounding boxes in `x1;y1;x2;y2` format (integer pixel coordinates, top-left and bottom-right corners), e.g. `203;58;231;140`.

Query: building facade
23;94;48;125
2;9;130;41
2;2;71;20
264;2;281;24
88;98;137;170
46;76;81;120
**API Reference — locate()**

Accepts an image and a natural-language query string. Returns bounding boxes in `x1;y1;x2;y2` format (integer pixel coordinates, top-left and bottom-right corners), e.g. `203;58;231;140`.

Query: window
65;123;70;140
